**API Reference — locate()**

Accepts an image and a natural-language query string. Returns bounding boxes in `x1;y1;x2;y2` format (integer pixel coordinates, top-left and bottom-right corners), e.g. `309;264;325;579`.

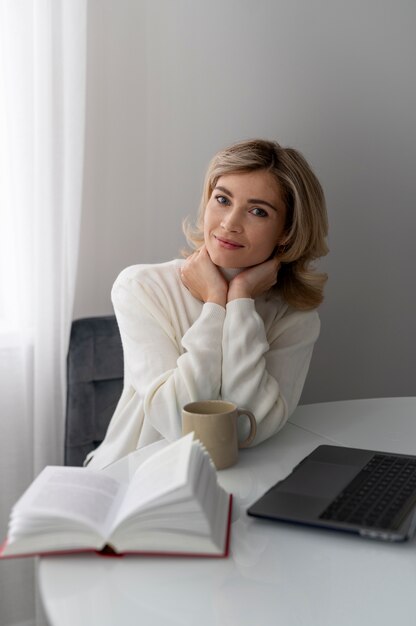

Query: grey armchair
64;316;124;466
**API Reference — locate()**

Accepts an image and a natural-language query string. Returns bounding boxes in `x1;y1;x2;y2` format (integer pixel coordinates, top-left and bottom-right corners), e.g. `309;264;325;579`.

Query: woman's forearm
113;276;225;442
221;299;320;444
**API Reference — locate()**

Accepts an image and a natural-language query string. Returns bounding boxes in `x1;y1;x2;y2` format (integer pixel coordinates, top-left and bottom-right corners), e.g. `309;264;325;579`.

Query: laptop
247;444;416;542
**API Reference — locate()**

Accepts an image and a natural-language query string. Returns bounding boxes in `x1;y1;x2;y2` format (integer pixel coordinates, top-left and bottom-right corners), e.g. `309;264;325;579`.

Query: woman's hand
180;246;228;307
227;257;280;302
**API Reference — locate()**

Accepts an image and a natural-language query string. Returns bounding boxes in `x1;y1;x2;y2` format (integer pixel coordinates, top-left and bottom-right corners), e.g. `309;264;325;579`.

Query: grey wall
74;0;416;403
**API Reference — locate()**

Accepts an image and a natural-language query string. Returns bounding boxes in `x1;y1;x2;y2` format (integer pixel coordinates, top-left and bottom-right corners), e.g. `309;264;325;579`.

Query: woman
86;139;328;469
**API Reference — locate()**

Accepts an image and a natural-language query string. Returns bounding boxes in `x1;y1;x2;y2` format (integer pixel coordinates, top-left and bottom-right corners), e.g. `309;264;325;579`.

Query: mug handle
237;408;257;448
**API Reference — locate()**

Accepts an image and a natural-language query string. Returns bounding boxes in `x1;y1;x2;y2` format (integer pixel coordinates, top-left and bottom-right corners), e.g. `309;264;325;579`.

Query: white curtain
0;1;87;625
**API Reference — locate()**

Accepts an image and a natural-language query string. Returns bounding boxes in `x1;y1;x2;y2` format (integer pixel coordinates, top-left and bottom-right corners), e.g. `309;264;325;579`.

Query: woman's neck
218;267;244;282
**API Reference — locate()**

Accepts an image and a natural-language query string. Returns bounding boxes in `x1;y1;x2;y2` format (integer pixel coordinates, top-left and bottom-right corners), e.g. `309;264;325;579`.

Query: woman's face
203;170;287;268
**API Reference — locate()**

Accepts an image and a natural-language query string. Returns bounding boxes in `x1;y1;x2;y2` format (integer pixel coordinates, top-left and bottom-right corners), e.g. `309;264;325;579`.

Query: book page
111;434;194;530
109;437;231;555
102;439;168;482
11;467;126;539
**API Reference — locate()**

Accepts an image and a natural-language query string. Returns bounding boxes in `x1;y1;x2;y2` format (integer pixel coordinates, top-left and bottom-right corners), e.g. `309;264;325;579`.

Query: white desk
39;398;416;626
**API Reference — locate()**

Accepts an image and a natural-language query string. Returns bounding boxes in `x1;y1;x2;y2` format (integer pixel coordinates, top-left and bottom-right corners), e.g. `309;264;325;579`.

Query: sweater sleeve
112;271;225;442
221;298;320;445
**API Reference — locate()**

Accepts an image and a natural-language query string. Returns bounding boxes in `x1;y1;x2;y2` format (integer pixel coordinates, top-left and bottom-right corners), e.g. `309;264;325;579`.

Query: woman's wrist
227;283;252;302
206;288;228;308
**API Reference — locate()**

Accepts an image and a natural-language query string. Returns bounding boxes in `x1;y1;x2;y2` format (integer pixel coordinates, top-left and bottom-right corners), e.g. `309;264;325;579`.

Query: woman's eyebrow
215;185;277;212
248;198;278;212
215;185;233;196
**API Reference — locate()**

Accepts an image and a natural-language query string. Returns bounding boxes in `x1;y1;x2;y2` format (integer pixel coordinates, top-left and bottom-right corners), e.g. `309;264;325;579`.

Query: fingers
228;257;280;301
264;256;280;271
180;248;228;305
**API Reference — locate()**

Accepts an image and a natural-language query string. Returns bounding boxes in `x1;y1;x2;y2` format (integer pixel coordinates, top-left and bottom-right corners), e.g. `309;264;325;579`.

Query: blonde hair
183;139;329;310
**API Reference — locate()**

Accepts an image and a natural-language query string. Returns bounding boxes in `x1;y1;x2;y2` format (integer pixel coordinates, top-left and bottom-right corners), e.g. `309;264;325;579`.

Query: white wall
74;0;416;403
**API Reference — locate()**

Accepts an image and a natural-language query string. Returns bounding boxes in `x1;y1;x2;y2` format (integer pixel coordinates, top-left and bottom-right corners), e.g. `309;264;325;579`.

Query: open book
0;433;232;559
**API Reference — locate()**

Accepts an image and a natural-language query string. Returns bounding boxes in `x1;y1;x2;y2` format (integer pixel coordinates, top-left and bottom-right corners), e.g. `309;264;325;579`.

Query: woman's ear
268;234;290;260
273;242;289;258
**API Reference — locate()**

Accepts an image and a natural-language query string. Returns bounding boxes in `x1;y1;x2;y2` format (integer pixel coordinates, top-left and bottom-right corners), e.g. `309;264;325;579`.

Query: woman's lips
214;235;244;250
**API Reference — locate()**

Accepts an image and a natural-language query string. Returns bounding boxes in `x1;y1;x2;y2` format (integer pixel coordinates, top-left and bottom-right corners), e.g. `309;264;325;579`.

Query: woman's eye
250;207;268;218
216;195;229;205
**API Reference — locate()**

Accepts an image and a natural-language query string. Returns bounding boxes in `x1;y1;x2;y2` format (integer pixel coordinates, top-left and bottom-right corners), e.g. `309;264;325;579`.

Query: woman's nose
220;209;243;232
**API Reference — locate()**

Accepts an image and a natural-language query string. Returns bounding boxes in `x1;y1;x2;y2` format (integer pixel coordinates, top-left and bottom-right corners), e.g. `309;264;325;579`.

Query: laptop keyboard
319;453;416;530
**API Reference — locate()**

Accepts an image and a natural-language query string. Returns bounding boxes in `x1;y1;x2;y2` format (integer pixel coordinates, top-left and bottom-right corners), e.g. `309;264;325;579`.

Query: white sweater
86;259;320;469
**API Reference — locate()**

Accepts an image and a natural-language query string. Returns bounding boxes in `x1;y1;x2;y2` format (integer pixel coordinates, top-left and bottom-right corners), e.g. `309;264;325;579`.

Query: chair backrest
64;316;124;466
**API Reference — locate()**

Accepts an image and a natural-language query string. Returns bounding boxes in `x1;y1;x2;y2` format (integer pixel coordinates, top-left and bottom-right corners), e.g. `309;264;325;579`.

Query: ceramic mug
182;400;257;469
